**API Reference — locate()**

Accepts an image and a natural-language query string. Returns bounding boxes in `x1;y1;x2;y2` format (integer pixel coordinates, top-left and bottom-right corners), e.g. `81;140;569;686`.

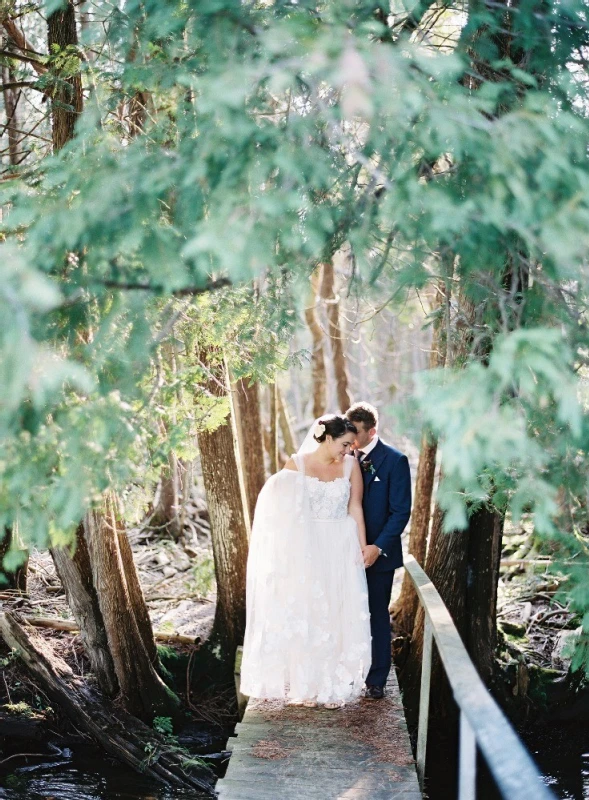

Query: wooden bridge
217;557;556;800
216;667;419;799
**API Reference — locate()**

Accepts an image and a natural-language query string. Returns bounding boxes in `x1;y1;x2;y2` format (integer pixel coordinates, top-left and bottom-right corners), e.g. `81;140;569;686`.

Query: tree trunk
84;491;179;720
401;504;470;729
401;289;504;719
268;382;279;474
154;452;182;539
197;354;250;668
51;525;118;697
0;611;215;795
44;0;174;720
1;55;20;166
320;258;352;412
304;269;327;418
392;433;438;638
116;520;160;668
0;527;28;593
464;506;504;682
277;386;297;456
234;377;266;524
393;281;447;637
47;0;83;151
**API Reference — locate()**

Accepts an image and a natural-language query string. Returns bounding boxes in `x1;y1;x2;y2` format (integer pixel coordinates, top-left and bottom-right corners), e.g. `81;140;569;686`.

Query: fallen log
0;611;215;795
0;710;44;740
23;616;201;646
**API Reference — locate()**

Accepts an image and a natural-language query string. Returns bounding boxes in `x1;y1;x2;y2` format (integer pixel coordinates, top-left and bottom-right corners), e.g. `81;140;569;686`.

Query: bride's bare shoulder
284;457;298;472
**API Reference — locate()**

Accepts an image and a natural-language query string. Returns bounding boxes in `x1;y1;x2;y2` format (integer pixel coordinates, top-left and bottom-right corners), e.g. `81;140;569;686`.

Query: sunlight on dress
241;454;371;705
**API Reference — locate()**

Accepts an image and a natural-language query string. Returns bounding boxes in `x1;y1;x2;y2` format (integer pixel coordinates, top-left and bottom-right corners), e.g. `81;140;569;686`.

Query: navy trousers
365;568;396;688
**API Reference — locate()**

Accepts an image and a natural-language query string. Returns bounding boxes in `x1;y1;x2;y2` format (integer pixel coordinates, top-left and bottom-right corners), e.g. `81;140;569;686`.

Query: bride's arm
348;459;367;549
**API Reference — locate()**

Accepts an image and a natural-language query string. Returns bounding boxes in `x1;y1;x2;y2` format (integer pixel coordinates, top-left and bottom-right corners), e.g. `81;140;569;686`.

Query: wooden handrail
403;555;555;800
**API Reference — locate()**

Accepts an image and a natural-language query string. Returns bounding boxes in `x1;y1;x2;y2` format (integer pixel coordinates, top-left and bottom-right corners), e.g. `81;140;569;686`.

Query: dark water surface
521;722;589;800
0;743;213;800
1;723;587;799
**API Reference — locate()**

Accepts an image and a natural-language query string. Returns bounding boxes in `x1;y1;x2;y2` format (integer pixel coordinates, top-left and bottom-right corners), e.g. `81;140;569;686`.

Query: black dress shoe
365;685;385;700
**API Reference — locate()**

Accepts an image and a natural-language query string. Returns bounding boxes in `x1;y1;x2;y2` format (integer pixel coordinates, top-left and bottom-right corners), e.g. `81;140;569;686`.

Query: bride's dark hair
314;414;357;443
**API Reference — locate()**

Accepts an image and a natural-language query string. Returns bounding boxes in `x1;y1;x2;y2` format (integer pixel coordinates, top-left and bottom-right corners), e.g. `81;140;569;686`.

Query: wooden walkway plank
217;669;420;799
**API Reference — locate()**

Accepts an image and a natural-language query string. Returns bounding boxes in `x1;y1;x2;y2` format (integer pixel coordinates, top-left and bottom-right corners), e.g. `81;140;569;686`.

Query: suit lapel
363;439;387;488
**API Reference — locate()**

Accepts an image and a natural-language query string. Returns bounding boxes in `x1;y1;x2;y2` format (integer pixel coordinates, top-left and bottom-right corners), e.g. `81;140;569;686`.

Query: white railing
404;555;555;800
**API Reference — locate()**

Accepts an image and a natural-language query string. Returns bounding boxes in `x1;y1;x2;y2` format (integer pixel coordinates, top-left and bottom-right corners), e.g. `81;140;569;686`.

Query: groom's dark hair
346;402;378;430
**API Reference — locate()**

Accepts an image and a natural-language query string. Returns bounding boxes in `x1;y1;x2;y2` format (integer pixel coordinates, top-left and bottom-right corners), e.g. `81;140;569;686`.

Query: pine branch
96;277;232;295
0;49;46;70
0;19;47;75
0;80;40;91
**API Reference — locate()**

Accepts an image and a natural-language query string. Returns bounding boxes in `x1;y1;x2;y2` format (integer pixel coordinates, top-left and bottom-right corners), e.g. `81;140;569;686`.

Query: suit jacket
361;439;411;572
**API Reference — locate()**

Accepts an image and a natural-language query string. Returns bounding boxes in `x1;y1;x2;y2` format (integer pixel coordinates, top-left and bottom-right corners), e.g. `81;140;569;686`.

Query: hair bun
312;414;357;443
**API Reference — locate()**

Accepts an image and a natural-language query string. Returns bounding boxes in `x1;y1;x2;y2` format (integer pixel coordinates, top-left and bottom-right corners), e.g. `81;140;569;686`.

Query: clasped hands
362;544;381;568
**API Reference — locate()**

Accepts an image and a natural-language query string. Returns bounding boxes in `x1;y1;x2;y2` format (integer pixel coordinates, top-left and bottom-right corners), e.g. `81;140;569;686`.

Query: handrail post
416;613;433;790
459;710;476;800
403;556;555;800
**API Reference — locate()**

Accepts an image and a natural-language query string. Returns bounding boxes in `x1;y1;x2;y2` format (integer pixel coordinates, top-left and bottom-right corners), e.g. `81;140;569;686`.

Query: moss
3;701;34;717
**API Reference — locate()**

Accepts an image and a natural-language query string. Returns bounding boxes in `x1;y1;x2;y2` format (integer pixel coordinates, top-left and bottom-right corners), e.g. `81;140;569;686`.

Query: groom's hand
362;544;381;568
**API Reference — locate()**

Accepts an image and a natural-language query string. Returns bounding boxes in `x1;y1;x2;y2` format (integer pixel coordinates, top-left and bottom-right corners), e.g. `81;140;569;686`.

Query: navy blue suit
361;439;411;687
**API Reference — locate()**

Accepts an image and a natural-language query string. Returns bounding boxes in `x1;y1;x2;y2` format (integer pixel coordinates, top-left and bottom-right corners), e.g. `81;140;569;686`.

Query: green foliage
2;701;34;717
153;715;174;736
416;329;580;533
2;0;589;671
187;553;215;599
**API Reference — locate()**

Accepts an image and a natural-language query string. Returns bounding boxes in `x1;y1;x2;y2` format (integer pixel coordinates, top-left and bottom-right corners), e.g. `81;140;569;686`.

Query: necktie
357;450;365;461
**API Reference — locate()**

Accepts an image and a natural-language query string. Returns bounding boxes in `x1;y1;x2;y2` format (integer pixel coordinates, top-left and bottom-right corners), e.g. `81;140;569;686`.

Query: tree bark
43;0;175;720
402;290;504;718
1;52;20;166
198;354;250;667
320;258;352;412
234;377;266;524
47;0;83;151
51;525;118;697
277;386;297;456
304;269;327;418
0;527;28;593
393;281;447;637
0;611;215;795
401;504;470;728
116;519;160;668
0;17;47;77
464;506;504;682
154;452;182;539
83;491;179;720
392;433;438;637
268;382;279;474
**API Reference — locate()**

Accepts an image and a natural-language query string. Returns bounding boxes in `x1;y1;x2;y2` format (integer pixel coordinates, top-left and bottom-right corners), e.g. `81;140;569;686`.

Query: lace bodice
306;475;351;520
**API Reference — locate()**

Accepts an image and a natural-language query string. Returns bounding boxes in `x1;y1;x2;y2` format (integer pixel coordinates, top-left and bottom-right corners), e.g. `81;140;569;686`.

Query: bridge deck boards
217;670;420;799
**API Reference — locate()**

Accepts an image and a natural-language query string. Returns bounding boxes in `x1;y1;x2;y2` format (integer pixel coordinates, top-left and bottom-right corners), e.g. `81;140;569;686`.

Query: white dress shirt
358;434;379;460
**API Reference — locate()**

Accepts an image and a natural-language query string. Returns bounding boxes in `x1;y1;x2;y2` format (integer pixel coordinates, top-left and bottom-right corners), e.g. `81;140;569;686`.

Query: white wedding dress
240;452;371;704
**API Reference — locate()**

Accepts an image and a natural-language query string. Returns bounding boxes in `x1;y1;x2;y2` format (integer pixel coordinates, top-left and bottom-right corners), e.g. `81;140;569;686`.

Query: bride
240;414;371;709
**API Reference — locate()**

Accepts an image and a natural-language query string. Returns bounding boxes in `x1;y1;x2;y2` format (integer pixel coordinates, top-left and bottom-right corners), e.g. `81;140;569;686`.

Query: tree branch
0;80;40;91
0;49;46;70
96;277;232;295
0;19;47;75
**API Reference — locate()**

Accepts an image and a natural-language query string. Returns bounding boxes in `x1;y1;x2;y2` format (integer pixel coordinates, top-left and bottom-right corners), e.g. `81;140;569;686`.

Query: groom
346;402;412;699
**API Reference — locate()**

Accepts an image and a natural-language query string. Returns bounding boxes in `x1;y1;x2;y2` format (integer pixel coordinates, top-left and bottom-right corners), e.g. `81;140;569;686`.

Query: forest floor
0;497;234;799
1;496;585;798
494;518;581;716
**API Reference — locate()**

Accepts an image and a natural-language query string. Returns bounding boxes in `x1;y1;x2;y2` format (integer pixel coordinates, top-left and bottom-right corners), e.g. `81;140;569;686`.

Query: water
0;743;215;799
522;723;589;800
